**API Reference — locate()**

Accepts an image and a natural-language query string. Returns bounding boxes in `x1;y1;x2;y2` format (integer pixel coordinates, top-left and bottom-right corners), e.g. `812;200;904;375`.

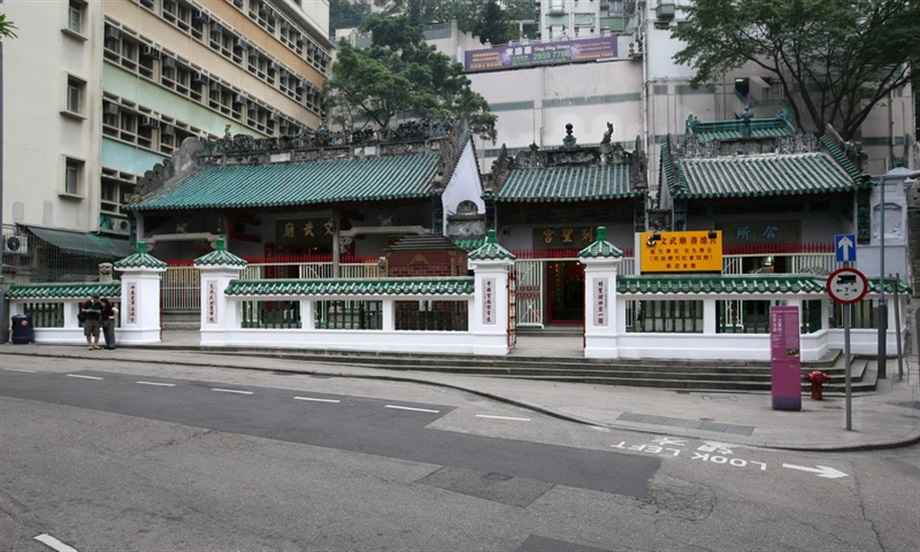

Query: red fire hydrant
805;370;830;400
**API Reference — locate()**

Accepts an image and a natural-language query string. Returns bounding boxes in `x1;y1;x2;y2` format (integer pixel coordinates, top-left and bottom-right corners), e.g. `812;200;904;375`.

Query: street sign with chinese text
533;226;595;250
275;218;335;246
639;230;722;273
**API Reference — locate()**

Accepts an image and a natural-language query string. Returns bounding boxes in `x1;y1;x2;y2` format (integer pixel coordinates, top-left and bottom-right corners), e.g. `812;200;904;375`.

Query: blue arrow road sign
835;234;856;263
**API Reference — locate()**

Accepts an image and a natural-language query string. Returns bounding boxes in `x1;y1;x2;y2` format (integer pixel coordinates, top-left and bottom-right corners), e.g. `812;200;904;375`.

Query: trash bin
11;314;34;344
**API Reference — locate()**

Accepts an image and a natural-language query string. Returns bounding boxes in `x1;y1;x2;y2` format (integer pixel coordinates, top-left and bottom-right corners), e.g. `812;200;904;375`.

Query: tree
328;0;371;35
671;0;920;141
0;12;17;40
323;15;497;140
473;1;516;45
374;0;531;41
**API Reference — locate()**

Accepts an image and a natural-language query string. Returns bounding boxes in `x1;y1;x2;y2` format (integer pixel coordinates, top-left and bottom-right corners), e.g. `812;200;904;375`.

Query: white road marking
782;463;849;479
294;396;341;403
34;533;79;552
476;414;531;422
4;368;36;373
211;388;253;395
385;404;440;413
136;381;176;387
66;374;103;380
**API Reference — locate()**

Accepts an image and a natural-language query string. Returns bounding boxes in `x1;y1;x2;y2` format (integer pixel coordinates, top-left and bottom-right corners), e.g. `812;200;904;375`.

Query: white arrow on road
782;463;849;479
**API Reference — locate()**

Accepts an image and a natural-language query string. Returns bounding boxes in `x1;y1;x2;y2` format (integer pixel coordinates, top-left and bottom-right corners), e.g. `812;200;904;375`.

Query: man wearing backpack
81;294;103;350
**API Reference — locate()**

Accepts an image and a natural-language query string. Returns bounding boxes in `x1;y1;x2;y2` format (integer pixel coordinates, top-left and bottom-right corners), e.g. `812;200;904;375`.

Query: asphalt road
2;356;918;552
0;368;657;498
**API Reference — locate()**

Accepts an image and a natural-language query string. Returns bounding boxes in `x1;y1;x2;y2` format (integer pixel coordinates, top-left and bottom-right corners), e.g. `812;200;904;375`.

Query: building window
66;76;84;114
68;1;86;34
64;158;84;196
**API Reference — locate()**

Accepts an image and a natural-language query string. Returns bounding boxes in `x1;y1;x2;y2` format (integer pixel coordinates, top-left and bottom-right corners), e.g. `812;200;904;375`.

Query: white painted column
381;298;395;331
470;262;513;355
115;242;167;345
582;259;620;358
580;227;624;359
703;298;717;335
195;238;248;346
468;230;516;356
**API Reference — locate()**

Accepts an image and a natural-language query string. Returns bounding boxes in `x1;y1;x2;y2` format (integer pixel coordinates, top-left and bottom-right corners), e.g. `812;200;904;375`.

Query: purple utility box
770;306;802;411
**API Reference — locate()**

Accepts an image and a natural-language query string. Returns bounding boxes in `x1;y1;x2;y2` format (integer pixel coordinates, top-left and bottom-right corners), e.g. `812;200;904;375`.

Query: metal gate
513;259;544;327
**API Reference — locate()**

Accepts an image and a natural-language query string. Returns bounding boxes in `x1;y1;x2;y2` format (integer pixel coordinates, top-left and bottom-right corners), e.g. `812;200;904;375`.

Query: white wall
3;1;104;234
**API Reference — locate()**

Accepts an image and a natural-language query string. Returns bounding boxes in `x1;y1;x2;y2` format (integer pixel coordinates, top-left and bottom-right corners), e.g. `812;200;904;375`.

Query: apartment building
424;1;915;180
1;0;332;282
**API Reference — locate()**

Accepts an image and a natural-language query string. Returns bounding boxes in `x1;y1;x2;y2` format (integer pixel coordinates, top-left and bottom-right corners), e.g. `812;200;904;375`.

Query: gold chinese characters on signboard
640;230;722;273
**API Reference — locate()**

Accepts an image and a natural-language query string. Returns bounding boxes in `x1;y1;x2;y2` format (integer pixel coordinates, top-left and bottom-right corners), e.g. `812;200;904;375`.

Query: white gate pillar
114;242;167;344
580;227;624;359
195;238;247;346
468;230;516;356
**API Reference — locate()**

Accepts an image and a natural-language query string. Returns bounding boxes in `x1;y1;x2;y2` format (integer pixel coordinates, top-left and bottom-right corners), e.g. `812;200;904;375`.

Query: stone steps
207;347;874;394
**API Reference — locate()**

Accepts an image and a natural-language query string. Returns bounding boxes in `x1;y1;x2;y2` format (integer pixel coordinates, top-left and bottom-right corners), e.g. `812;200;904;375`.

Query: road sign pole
844;302;852;431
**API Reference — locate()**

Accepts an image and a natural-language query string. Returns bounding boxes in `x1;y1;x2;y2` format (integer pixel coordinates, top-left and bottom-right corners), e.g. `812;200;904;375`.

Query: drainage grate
617;412;755;436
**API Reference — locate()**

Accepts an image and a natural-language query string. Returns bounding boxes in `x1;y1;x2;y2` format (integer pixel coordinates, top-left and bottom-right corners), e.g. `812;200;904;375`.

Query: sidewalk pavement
2;331;918;452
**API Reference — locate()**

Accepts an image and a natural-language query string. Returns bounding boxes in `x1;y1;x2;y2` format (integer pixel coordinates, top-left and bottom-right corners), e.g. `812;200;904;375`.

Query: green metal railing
800;300;823;334
315;300;382;330
830;298;877;329
395;300;468;331
241;301;302;329
23;302;64;328
626;300;703;333
717;300;773;333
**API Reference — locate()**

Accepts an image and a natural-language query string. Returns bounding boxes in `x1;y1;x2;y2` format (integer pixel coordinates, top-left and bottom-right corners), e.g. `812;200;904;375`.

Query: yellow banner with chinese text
639;230;723;273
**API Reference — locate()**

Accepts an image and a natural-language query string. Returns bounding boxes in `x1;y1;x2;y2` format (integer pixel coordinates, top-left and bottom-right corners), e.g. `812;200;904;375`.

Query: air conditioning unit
2;233;29;255
192;9;209;23
161;125;175;136
141;45;161;59
141;116;159;128
110;219;131;235
193;72;207;84
104;103;120;116
656;3;676;21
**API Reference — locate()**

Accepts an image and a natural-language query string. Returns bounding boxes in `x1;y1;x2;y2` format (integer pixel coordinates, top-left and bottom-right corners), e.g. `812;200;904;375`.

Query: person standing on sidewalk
99;297;118;350
81;294;103;350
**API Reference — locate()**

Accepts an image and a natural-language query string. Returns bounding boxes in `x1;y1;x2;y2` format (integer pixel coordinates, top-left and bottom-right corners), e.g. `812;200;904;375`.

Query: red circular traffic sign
826;267;868;304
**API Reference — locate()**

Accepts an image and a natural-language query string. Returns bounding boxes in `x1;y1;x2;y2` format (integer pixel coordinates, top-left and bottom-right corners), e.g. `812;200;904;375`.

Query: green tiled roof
114;242;168;269
194;238;247;267
690;119;797;142
618;275;910;295
130;153;440;211
496;164;635;202
225;277;474;297
674;153;858;199
617;275;827;294
819;135;867;184
468;230;515;261
6;282;121;300
579;226;623;258
453;237;485;251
